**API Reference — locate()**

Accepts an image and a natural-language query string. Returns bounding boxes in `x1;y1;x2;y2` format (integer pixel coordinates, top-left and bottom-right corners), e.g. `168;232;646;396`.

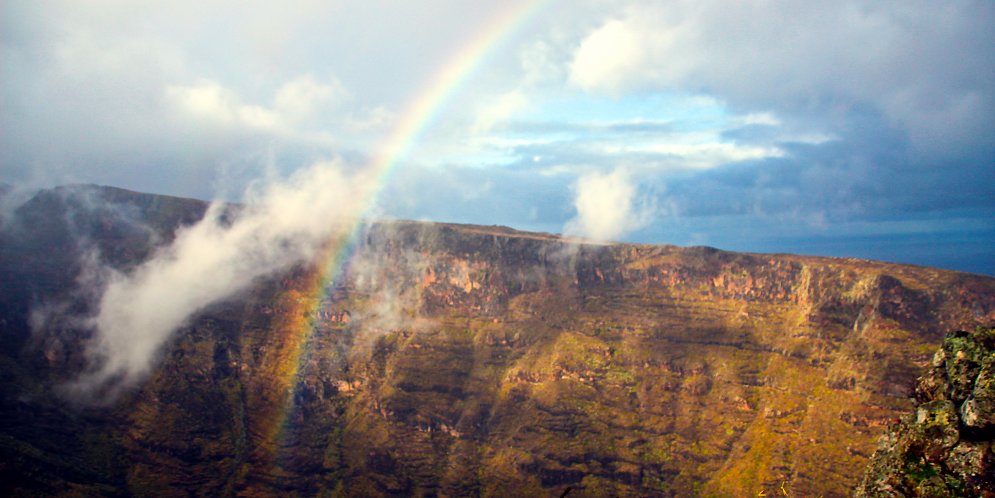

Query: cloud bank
70;161;372;399
568;1;994;157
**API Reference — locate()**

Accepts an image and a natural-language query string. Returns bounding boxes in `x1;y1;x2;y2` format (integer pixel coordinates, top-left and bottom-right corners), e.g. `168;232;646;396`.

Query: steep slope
855;326;994;496
1;185;993;497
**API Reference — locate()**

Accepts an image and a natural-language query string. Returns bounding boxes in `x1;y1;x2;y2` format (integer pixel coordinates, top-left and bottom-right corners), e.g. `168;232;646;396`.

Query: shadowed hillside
1;185;993;497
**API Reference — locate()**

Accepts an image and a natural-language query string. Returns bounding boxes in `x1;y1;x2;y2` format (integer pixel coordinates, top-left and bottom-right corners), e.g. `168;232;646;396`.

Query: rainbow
363;0;552;199
242;0;552;483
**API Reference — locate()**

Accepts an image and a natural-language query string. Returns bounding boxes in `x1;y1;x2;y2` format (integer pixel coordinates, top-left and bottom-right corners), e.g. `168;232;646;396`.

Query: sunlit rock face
2;185;994;497
855;326;994;497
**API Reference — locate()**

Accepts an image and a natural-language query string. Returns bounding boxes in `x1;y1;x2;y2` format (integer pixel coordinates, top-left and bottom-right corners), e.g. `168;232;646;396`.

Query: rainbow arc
243;0;552;484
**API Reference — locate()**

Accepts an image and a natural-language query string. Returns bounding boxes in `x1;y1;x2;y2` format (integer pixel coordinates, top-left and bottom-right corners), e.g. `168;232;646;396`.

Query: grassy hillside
1;186;993;497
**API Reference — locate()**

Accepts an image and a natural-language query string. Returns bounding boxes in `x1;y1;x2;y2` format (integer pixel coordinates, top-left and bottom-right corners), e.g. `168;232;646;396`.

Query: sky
2;0;993;275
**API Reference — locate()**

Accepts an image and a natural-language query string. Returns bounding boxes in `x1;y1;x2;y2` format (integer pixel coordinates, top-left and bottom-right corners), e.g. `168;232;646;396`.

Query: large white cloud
568;1;994;157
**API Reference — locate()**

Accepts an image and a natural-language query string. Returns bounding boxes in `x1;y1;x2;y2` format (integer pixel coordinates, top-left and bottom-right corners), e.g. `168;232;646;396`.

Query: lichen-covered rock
855;326;995;497
963;354;995;430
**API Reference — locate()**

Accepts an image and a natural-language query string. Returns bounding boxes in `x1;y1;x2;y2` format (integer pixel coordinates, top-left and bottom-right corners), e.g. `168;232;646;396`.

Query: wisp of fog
69;161;372;400
564;167;653;242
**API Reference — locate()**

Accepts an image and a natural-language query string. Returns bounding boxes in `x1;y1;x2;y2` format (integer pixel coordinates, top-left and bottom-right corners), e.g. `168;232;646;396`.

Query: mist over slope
1;184;993;497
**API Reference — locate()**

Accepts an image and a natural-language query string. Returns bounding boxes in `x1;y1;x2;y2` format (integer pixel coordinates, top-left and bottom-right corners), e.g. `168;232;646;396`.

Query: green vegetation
0;189;992;496
855;326;994;497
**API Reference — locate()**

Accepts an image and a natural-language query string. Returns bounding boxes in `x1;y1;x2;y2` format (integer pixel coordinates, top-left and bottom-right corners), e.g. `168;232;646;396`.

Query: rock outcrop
855;326;994;496
1;185;994;497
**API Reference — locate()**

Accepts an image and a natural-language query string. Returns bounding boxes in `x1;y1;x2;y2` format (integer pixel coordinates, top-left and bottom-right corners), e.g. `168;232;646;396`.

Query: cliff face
855;326;994;496
1;185;994;497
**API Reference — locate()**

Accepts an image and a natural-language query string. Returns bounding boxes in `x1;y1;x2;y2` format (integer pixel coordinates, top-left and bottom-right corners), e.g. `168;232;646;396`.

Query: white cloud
274;75;349;122
167;80;280;129
738;112;781;127
600;142;784;169
569;18;666;94
166;76;352;134
567;1;994;156
564;167;653;242
343;105;395;133
69;160;373;399
519;38;564;85
472;90;528;133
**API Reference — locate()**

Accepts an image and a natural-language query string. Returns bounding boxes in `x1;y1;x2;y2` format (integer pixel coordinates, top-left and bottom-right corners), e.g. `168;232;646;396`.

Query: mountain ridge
1;184;993;496
8;183;989;277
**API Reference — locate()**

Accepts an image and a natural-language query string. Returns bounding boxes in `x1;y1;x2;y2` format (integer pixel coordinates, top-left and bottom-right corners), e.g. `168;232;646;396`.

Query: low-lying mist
61;161;374;401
